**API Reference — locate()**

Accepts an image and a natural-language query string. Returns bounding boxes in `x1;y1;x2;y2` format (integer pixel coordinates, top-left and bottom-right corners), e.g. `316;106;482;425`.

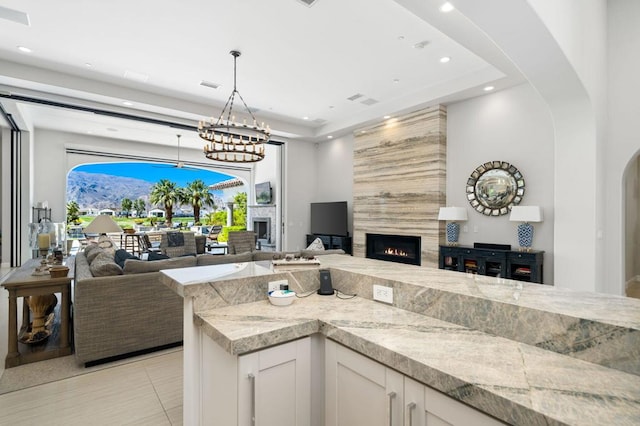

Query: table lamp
509;206;543;251
83;215;123;236
438;207;468;245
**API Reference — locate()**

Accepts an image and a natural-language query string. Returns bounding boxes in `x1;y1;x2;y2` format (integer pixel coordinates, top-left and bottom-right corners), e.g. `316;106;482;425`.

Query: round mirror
466;161;525;216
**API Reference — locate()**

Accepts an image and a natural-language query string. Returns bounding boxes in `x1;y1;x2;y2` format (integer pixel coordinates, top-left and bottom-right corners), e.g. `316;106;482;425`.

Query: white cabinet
201;334;311;426
325;339;403;426
325;340;504;426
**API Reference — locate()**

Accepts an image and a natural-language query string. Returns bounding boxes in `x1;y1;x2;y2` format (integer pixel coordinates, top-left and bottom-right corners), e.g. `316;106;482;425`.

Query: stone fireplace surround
248;205;276;249
353;105;446;267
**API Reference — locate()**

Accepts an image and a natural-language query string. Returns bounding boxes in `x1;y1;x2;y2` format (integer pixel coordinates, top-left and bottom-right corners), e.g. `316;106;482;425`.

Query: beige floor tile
166;405;183;426
0;352;183;426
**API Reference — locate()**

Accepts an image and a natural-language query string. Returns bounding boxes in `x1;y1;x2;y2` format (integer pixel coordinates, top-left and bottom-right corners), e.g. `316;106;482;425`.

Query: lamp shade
509;206;543;223
83;214;123;234
438;207;468;221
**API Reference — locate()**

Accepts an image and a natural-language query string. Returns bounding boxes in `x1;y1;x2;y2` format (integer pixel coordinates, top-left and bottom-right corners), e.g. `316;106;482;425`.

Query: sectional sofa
73;240;345;366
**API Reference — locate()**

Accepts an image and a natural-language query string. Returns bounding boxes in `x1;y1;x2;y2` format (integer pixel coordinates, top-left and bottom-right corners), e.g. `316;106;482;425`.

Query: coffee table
2;257;74;368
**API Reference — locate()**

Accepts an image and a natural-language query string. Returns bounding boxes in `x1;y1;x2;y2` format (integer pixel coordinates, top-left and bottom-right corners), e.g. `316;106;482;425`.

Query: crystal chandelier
199;50;270;163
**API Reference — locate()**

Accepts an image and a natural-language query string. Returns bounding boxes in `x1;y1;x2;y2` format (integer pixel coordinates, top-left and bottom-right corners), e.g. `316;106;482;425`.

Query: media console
439;245;544;284
306;234;352;255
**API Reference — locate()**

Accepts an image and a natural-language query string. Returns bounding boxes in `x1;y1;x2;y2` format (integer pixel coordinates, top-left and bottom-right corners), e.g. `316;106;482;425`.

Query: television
255;181;272;204
310;201;348;236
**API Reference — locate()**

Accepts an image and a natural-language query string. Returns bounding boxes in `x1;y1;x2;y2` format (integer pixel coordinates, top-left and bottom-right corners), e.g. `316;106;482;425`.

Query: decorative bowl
49;265;69;278
268;290;296;306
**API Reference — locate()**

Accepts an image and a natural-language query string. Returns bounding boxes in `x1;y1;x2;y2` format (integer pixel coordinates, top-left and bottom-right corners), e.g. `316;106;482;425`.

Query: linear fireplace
366;233;421;266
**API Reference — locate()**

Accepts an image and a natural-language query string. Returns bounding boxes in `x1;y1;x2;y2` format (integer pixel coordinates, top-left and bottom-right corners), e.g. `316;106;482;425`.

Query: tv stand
306;234;352;255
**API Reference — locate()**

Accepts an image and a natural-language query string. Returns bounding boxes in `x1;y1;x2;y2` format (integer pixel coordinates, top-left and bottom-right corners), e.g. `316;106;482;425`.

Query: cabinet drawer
509;252;539;262
440;247;458;256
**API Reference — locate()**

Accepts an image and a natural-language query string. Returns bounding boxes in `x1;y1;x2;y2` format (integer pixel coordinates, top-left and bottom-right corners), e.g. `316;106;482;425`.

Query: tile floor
0;350;183;425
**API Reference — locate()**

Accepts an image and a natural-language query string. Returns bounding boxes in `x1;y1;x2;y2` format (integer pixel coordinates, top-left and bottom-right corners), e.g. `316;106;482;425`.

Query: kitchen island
160;255;640;425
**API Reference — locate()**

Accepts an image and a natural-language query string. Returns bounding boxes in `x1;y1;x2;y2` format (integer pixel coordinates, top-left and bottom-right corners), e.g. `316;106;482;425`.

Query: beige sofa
73;245;345;366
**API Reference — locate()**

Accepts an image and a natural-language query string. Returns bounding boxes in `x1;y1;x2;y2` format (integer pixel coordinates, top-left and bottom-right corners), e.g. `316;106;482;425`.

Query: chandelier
199;50;270;163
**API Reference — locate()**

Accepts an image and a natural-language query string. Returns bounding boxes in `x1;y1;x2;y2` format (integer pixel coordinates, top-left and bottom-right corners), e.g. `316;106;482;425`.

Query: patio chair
207;225;223;244
227;231;260;254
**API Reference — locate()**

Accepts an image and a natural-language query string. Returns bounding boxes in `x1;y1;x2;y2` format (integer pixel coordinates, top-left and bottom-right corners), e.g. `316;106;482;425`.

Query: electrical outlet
373;284;393;304
268;279;289;292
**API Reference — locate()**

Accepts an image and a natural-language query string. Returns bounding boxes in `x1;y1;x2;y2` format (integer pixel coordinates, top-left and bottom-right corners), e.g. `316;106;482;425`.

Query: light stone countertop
160;255;640;425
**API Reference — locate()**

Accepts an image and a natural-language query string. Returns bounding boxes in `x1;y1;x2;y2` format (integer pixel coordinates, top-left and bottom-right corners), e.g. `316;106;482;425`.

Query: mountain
67;171;229;212
67;171;153;210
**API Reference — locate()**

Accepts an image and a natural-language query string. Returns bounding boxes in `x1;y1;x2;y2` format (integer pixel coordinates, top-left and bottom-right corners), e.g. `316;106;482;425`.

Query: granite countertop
160;255;640;425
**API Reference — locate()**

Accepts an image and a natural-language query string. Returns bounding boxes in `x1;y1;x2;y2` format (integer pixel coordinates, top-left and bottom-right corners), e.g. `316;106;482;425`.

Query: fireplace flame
384;247;408;257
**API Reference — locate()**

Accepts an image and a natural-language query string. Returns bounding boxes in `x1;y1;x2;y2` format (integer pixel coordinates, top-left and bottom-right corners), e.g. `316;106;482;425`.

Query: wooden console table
2;257;73;368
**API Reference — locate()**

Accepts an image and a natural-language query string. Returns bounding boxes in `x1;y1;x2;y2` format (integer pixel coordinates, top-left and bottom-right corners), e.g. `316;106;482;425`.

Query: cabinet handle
406;402;416;426
248;373;256;425
387;391;396;426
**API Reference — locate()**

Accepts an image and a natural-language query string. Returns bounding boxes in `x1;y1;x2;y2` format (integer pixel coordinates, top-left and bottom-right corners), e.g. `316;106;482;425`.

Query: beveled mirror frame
466;161;525;216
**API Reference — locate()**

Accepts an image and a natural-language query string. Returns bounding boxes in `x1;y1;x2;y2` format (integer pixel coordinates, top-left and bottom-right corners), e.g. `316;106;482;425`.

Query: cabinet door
239;337;311;426
423;385;504;426
326;340;403;426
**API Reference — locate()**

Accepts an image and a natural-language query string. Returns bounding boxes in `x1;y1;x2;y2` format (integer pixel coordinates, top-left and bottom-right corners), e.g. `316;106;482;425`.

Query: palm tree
121;198;132;217
182;179;214;224
66;201;80;224
133;199;146;218
150;179;181;225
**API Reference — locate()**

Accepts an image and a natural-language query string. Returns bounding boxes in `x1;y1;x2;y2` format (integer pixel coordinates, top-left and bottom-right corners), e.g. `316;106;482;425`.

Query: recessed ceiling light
440;56;451;63
327;135;333;139
122;101;133;106
440;2;454;13
484;86;495;91
383;115;391;119
84;63;92;68
17;46;31;53
393;79;400;84
303;116;309;120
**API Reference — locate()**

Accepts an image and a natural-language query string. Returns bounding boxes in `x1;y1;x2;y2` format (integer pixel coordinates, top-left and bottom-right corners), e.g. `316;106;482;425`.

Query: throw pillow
89;251;123;277
114;249;139;269
84;244;104;264
306;237;325;251
97;235;117;256
148;251;170;261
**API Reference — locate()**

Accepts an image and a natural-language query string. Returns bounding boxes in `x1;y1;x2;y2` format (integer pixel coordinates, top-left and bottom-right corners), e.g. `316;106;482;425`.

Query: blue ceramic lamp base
517;222;534;251
446;222;460;246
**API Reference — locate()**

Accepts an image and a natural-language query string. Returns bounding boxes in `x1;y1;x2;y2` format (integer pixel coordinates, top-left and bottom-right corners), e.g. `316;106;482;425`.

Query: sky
72;162;236;187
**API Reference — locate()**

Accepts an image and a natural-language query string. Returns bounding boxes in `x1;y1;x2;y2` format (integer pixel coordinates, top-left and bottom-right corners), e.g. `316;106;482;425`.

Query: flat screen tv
255;181;272;204
310;201;348;236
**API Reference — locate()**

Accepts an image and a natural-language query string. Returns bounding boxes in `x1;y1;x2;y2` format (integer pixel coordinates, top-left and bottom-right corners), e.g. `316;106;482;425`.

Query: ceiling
0;0;524;150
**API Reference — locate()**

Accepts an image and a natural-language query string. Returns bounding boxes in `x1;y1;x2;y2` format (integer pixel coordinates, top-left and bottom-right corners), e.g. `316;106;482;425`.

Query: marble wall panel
353;105;446;267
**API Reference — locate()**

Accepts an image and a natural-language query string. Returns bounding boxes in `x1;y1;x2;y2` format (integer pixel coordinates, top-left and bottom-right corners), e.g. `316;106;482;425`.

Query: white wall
315;136;354;237
606;0;640;295
283;140;318;251
447;83;555;284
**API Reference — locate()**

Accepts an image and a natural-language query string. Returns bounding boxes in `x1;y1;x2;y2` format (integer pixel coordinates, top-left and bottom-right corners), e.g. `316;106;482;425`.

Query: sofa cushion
114;249;139;268
306;237;325;251
122;256;197;274
300;248;345;257
196;252;253;266
90;251;124;277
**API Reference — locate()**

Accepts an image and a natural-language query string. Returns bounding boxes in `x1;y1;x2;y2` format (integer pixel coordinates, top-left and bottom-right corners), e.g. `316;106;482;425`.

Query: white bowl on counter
268;290;296;306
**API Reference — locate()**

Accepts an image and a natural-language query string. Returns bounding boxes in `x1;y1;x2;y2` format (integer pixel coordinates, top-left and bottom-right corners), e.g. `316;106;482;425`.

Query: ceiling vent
0;5;30;26
200;80;221;89
347;93;364;101
361;98;379;106
296;0;319;7
313;118;327;124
